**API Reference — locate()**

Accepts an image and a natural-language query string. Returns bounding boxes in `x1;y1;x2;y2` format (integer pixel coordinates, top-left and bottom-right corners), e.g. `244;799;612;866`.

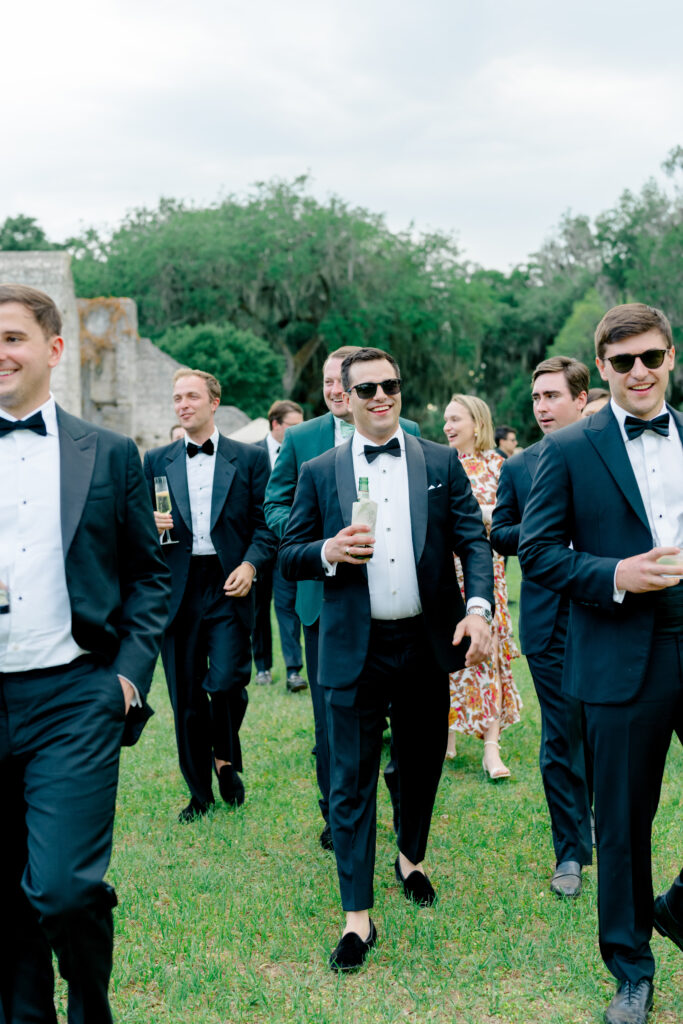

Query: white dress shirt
266;432;281;470
186;429;219;555
322;428;490;620
611;399;683;601
0;396;87;671
334;416;354;446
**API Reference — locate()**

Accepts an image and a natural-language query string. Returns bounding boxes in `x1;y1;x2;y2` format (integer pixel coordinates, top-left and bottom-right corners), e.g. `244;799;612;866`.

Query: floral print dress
449;449;522;737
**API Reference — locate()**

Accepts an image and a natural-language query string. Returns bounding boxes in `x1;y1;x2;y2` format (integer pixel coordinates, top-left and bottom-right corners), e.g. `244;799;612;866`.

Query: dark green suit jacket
263;411;420;625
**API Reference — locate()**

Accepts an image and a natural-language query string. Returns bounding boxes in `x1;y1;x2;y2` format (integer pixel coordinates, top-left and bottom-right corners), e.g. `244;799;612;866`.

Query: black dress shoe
319;823;334;851
550;860;582;898
394;857;436;907
286;671;308;692
654;893;683;952
329;920;377;971
218;766;245;806
604;979;653;1024
178;797;212;823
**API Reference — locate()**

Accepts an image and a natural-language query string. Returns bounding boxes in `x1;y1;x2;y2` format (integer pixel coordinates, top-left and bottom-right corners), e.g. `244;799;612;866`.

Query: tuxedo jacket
143;435;276;628
264;411;420;626
278;435;494;689
518;402;683;704
490;440;563;655
57;407;171;743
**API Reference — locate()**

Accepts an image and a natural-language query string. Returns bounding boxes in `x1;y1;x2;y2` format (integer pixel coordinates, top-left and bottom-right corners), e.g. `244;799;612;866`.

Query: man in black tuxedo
491;356;593;899
279;347;494;970
0;284;170;1023
252;399;306;692
519;304;683;1024
144;369;276;822
265;346;421;851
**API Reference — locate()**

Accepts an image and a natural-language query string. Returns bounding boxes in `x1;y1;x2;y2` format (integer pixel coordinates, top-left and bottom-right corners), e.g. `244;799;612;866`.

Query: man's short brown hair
532;356;590;400
172;368;221;403
323;346;362;375
267;399;303;428
341;347;400;392
0;283;62;338
594;303;673;359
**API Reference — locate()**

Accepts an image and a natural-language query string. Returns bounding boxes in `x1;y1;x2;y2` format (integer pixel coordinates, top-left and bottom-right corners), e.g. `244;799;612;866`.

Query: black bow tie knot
624;413;669;440
186;438;215;458
0;411;47;437
364;437;401;463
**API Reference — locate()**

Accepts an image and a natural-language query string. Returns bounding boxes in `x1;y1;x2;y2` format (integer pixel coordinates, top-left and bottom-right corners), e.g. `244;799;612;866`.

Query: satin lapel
211;437;237;531
585;406;649;532
165;446;192;534
405;434;427;564
522;445;540;485
58;413;97;556
672;404;683;446
334;440;356;528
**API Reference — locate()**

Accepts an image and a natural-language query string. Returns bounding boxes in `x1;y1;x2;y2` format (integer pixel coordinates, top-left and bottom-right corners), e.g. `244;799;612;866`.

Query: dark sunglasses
347;378;402;399
604;349;668;374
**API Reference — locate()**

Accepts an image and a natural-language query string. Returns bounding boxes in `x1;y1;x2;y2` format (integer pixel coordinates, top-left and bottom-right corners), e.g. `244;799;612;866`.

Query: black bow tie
0;411;47;437
186;438;215;458
624;413;669;440
364;437;401;463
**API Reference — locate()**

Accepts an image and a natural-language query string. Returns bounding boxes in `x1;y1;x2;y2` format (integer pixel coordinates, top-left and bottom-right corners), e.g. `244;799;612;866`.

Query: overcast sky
4;0;682;270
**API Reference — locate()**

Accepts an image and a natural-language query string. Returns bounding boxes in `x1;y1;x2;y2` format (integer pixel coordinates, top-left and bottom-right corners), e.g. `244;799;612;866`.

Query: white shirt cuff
321;540;338;576
613;562;626;604
118;675;142;708
466;598;492;614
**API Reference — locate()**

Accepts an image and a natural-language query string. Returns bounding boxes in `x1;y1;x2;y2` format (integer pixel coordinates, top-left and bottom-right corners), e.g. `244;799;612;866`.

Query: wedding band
345;546;350;556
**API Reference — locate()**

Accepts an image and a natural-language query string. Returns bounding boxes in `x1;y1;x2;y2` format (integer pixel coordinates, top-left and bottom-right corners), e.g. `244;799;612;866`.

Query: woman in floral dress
443;394;522;779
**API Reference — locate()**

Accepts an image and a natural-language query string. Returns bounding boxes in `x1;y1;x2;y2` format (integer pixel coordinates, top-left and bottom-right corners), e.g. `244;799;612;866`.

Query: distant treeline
2;150;681;442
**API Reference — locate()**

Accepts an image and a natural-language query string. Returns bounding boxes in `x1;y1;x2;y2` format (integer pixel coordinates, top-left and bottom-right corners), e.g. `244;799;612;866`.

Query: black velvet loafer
177;797;212;823
218;766;245;806
395;857;436;907
329;919;377;971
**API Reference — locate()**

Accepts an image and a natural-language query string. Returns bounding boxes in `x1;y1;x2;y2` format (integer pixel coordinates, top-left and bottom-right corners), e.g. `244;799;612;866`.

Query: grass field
58;560;682;1022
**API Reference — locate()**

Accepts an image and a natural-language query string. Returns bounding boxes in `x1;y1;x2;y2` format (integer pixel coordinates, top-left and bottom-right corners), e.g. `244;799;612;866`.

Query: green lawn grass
59;560;682;1022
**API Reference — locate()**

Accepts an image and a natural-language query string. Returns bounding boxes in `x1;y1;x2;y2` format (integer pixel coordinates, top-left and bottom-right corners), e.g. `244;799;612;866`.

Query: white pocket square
428;483;443;491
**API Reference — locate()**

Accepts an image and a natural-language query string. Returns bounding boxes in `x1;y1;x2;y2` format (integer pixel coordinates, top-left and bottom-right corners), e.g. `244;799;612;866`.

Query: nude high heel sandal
482;740;511;781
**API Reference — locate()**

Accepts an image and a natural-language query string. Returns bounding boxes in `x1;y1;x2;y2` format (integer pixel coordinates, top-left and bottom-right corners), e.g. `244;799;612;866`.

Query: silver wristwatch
468;606;493;625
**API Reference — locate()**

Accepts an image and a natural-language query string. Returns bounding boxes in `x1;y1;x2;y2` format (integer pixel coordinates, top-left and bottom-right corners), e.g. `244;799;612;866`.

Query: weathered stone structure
0;252;81;413
0;253;250;450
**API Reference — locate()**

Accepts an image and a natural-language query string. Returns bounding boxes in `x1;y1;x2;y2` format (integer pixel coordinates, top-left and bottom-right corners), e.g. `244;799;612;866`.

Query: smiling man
0;284;170;1023
279;347;494;970
264;346;420;851
491;357;592;901
519;305;683;1024
143;369;276;821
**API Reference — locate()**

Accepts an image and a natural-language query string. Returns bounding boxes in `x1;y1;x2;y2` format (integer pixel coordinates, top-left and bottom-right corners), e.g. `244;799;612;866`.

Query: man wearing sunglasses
264;347;420;852
519;304;683;1024
279;347;493;970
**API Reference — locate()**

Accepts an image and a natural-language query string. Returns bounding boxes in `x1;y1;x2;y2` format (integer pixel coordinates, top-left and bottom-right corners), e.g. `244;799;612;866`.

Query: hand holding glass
154;476;178;545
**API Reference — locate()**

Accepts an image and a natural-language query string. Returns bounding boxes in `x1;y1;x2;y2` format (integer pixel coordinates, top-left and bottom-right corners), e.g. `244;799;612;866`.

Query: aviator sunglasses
347;378;402;399
604;349;668;374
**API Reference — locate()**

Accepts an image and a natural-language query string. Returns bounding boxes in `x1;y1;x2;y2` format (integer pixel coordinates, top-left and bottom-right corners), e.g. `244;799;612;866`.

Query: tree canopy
2;151;680;439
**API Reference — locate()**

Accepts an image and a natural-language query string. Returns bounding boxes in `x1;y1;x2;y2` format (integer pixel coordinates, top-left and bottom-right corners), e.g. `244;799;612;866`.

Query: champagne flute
154;476;178;545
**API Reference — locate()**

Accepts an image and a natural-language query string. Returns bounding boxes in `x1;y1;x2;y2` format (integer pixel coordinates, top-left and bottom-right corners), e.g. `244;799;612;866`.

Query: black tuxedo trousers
325;615;449;910
161;556;250;805
0;658;125;1024
585;630;682;983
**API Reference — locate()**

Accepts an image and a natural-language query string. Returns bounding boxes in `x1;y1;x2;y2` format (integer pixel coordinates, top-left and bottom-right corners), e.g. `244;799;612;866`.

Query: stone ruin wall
0;252;250;451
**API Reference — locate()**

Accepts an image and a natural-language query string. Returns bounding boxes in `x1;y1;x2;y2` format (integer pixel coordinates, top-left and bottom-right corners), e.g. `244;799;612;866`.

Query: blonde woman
443;394;522;778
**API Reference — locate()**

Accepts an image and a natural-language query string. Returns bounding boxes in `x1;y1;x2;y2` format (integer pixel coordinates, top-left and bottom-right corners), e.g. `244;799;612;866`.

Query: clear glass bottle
351;477;377;560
